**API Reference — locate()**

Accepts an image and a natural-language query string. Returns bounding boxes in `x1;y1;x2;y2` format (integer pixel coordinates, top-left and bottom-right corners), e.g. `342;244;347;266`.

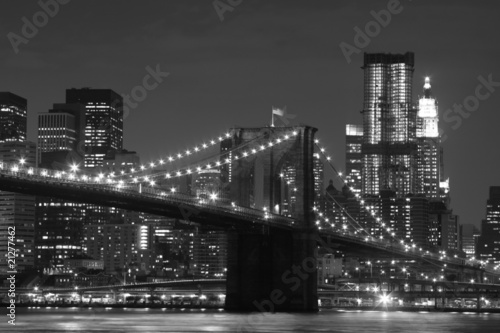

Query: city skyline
1;1;499;229
2;2;500;329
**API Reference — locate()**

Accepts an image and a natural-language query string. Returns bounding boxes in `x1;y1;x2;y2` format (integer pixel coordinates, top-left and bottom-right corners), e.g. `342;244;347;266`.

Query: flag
272;107;285;116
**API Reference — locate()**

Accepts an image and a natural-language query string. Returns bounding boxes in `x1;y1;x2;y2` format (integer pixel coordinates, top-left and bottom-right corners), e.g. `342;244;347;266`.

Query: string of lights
312;137;455;260
123;130;300;185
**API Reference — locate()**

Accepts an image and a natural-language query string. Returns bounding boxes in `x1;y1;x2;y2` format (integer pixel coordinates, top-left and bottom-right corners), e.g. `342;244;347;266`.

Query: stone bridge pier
222;126;318;312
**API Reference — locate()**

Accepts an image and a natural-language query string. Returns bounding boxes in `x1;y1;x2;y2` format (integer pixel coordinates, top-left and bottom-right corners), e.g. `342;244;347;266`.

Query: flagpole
271;107;274;127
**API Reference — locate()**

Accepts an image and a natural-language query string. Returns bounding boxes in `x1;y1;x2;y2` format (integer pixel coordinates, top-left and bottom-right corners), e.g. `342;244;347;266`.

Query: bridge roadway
0;164;294;230
1;163;499;280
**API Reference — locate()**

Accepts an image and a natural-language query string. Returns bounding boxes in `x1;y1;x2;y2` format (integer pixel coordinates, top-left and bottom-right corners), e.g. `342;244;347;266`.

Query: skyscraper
416;78;440;199
361;52;417;197
460;224;481;260
348;53;455;250
0;142;37;273
345;124;363;195
0;92;36;273
191;169;227;278
0;92;27;142
66;88;123;168
36;103;87;269
477;187;500;265
38;103;86;168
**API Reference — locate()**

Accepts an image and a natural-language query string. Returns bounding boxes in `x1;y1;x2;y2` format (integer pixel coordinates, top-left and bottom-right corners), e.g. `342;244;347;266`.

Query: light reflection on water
3;307;500;332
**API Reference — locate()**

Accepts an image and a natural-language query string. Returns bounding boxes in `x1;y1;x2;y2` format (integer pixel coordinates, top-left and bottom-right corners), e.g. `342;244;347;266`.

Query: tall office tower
477;187;500;264
191;169;227;278
0;92;35;273
38;103;86;168
66;88;123;168
460;224;481;260
416;77;440;199
36;103;86;269
361;52;417;197
0;142;37;273
345;124;363;195
0;92;27;142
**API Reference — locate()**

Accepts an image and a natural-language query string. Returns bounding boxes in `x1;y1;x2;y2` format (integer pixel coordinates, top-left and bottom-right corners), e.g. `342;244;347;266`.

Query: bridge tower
223;126;318;312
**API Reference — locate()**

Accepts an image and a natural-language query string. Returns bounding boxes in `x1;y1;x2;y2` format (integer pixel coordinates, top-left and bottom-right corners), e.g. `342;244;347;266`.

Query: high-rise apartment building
66;88;123;168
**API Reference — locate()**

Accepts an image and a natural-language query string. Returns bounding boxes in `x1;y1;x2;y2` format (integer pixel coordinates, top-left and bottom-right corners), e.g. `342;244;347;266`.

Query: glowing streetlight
19;158;26;165
70;164;79;173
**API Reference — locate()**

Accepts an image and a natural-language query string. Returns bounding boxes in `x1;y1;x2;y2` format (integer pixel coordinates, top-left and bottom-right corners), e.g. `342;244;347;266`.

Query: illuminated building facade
192;169;221;198
0;92;27;142
65;88;123;168
36;103;87;269
416;78;441;199
313;156;324;207
35;199;85;269
85;224;155;274
460;224;481;260
191;168;227;278
361;52;417;197
477;187;500;265
345;124;363;195
348;53;455;250
0;141;37;273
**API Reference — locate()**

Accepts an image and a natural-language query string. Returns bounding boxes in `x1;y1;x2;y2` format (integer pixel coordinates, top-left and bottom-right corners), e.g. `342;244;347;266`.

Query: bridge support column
225;227;318;312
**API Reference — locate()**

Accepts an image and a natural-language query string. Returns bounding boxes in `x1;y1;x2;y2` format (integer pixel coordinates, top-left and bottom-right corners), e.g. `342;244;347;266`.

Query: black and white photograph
1;0;500;332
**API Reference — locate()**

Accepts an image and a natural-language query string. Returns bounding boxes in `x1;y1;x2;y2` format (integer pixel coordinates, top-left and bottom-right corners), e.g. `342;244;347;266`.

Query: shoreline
10;303;500;313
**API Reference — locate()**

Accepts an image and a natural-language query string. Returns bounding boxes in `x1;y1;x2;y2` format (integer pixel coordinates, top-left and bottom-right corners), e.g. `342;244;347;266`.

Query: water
3;308;500;332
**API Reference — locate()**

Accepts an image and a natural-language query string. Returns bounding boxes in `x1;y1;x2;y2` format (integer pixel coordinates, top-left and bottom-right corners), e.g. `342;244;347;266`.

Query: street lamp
367;261;372;278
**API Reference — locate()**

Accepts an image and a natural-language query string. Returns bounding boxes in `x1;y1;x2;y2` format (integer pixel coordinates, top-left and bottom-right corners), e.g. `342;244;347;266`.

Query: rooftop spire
423;77;432;98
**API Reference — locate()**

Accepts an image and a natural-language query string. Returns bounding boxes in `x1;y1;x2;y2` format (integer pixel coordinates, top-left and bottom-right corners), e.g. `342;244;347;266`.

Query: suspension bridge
1;125;499;311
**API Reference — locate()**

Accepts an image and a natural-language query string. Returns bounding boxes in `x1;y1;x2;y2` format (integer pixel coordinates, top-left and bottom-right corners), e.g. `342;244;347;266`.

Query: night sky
1;0;499;229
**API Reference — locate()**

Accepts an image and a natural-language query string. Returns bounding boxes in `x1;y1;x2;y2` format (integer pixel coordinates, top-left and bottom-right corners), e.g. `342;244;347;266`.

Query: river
3;307;500;332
